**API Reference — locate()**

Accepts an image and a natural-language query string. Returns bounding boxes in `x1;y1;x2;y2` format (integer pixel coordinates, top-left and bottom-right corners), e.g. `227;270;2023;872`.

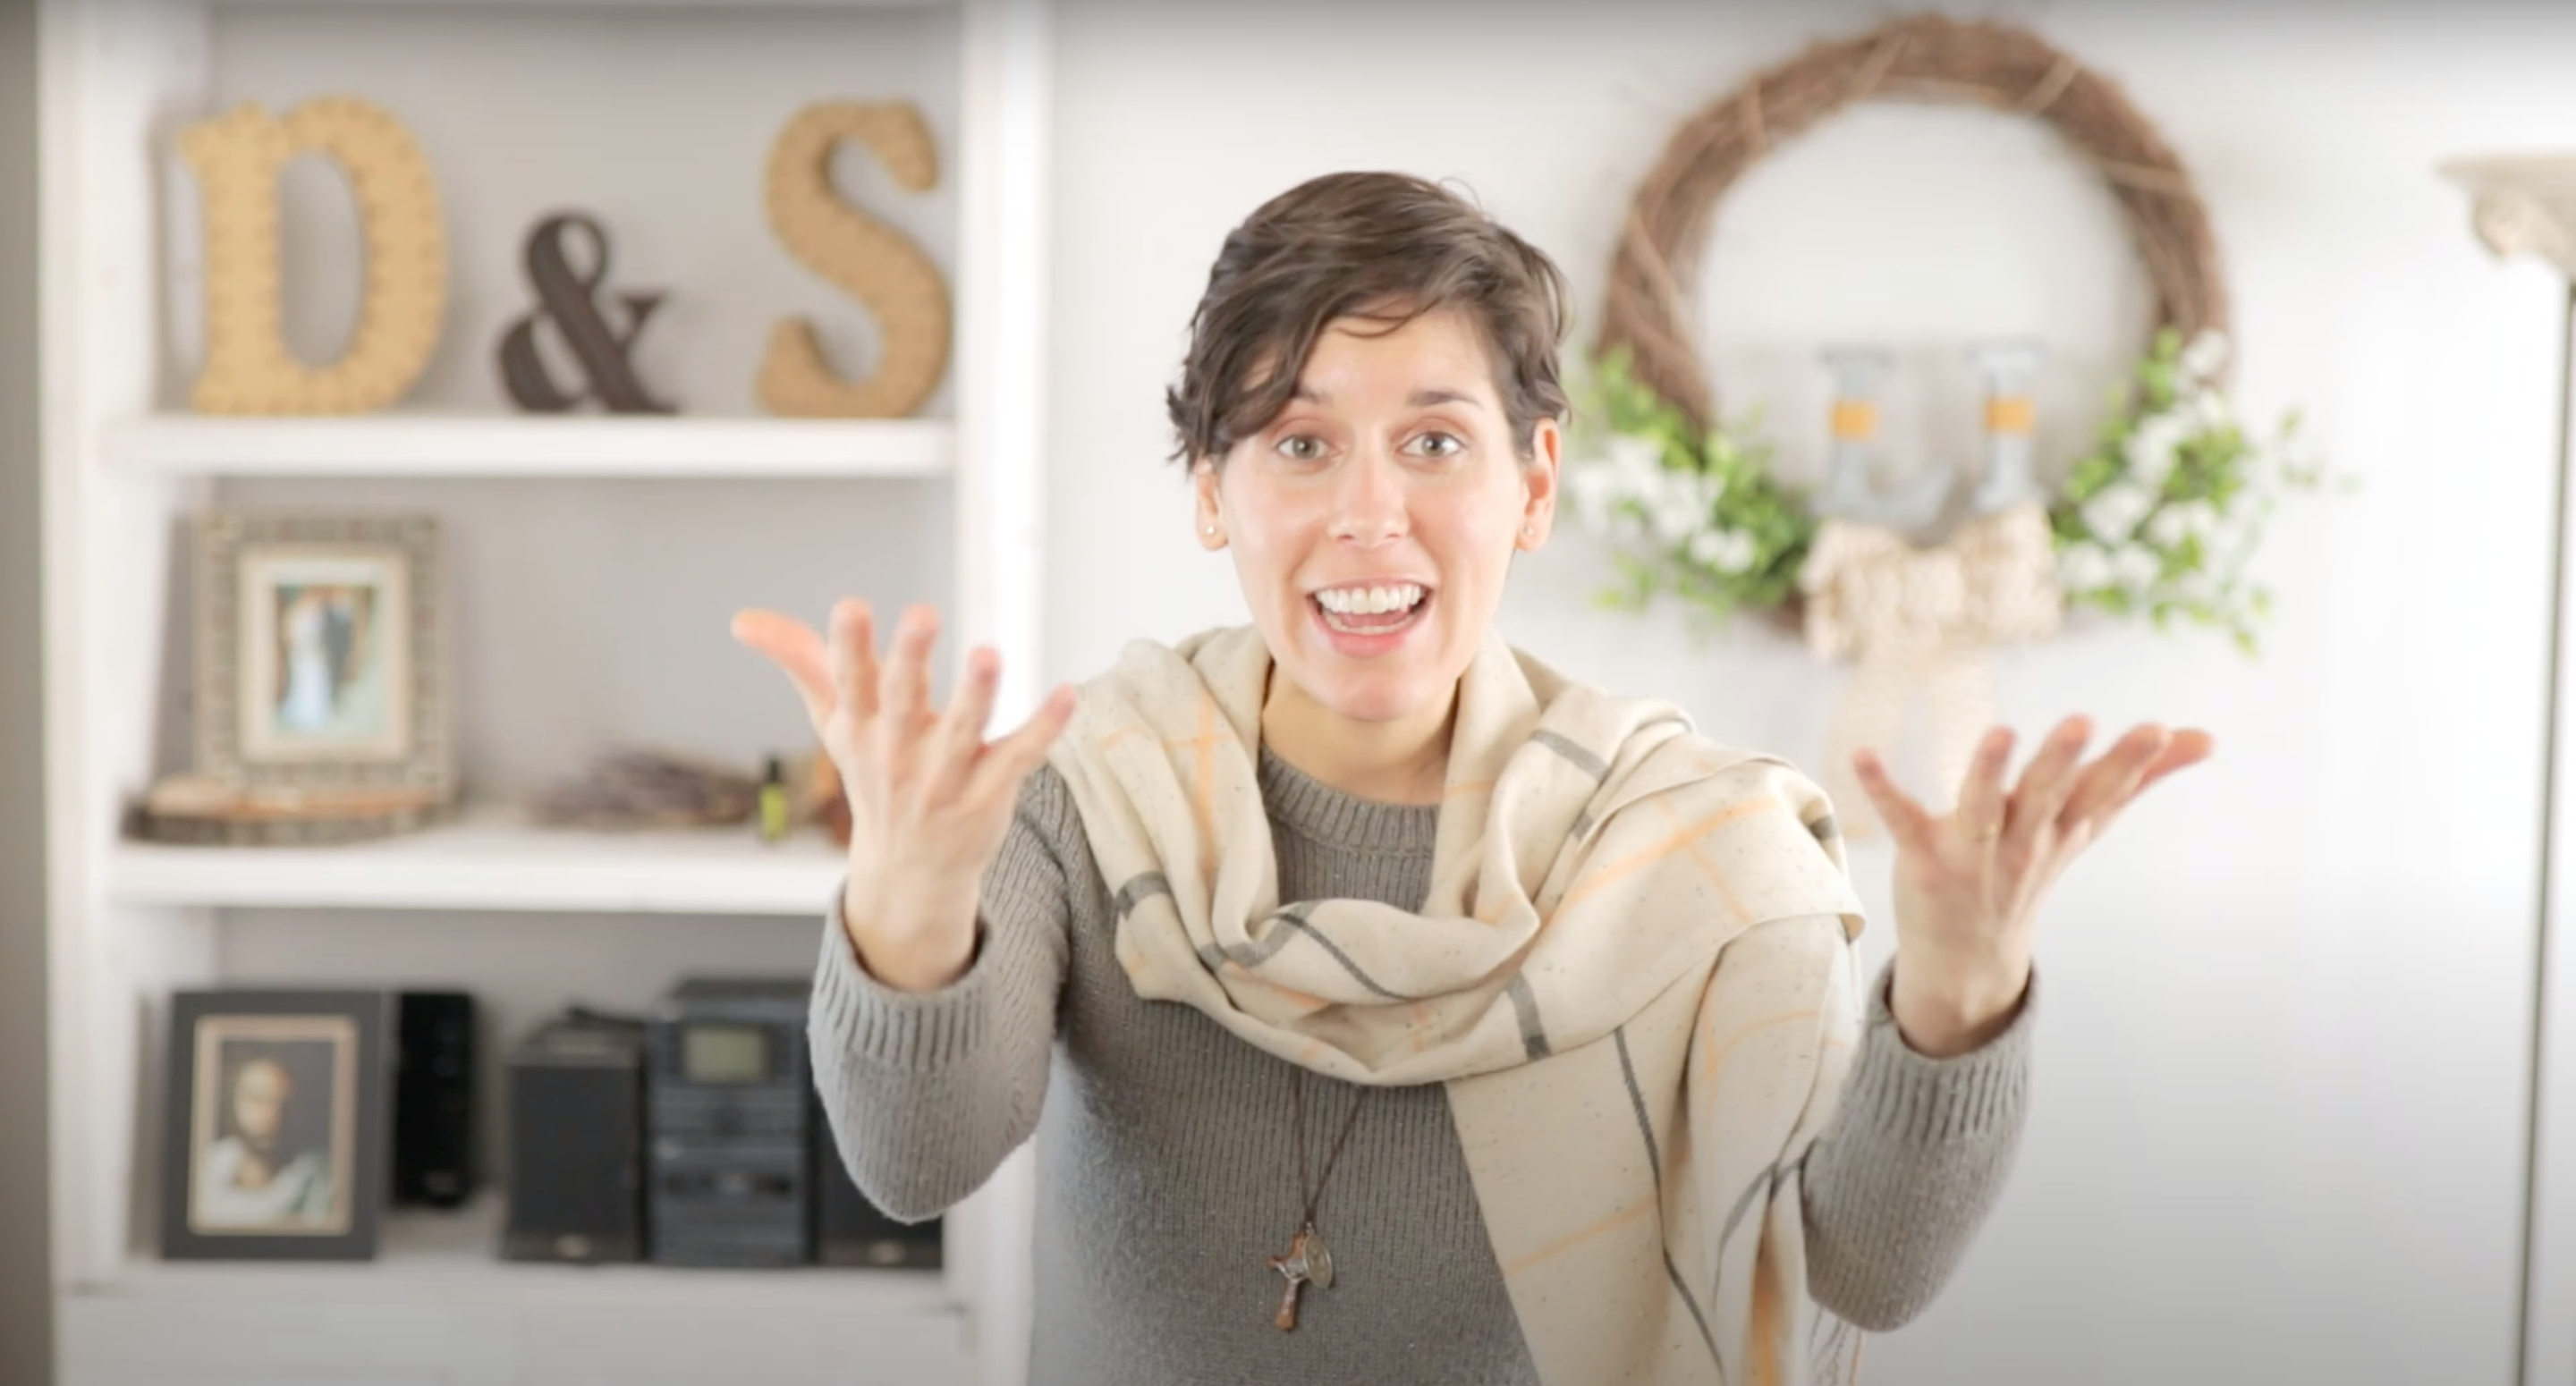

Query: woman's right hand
733;599;1078;992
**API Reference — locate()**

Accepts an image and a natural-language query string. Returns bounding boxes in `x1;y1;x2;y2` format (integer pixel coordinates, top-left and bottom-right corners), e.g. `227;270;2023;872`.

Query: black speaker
503;1012;646;1263
392;990;476;1209
808;1086;942;1269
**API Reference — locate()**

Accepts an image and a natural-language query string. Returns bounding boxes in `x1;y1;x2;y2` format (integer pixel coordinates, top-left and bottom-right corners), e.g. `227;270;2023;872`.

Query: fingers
2055;723;2172;831
826;599;881;727
976;682;1081;800
927;645;1004;797
881;605;940;729
1950;728;2016;845
2069;726;2216;840
2002;716;2092;853
1850;748;1938;854
731;608;834;730
2136;729;2216;795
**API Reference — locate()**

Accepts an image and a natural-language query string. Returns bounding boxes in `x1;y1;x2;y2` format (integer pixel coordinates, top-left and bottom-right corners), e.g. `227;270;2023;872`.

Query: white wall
1044;3;2572;1382
0;0;52;1379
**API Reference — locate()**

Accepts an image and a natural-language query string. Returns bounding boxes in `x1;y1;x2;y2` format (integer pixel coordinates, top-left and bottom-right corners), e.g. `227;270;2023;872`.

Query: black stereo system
392;990;477;1210
499;977;939;1271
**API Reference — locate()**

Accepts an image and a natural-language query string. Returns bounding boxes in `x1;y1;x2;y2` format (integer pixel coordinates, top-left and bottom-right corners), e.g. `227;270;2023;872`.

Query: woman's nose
1326;448;1408;545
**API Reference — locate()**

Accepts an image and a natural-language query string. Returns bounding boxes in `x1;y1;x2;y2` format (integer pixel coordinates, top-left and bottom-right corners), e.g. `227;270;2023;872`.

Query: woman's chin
1304;672;1448;727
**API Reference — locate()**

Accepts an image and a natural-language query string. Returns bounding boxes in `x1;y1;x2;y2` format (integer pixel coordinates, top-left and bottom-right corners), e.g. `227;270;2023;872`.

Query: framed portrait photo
159;989;394;1261
195;511;451;799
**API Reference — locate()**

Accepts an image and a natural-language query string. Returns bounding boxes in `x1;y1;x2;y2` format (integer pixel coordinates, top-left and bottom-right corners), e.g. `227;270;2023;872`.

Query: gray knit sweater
809;750;2032;1386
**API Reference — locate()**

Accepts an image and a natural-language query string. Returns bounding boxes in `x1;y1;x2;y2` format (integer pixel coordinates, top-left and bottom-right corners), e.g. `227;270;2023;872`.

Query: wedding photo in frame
193;511;452;799
158;989;394;1262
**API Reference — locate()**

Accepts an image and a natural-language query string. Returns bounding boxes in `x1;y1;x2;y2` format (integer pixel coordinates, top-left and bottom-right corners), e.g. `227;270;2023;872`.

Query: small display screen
682;1024;769;1084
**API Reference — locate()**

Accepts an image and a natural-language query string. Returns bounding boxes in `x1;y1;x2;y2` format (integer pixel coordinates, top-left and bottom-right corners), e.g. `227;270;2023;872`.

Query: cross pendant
1268;1246;1311;1331
1267;1225;1333;1331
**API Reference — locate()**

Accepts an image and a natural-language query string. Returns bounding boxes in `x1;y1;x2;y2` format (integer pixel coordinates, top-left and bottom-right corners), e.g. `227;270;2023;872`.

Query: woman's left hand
1851;717;2215;1058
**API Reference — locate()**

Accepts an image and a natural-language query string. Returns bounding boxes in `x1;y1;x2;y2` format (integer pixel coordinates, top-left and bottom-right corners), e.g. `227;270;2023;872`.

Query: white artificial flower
2057;541;2114;593
2082;480;2158;545
1690;527;1759;575
2190;387;2231;431
1563;461;1615;526
2145;504;2192;549
2179;330;2230;383
2110;543;2163;592
1606;434;1664;492
2123;411;2187;491
1648;479;1707;545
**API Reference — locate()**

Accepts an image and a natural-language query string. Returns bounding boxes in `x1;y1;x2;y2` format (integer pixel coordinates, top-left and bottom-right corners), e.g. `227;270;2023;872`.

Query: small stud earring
1204;525;1217;536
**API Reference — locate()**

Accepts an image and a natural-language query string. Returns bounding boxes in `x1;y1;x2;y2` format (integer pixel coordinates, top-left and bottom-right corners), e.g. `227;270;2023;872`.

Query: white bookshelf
104;414;955;479
38;1;1049;1383
92;1193;949;1313
105;807;849;915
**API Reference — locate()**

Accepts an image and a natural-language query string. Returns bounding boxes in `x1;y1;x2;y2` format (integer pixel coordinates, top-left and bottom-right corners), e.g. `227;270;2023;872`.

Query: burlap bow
1798;499;2063;837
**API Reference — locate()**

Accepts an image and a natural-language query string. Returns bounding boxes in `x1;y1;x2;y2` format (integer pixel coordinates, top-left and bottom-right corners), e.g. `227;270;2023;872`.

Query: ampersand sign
496;212;674;414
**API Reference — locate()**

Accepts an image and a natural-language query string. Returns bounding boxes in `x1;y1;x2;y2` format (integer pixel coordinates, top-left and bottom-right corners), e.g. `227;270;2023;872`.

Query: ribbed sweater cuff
810;886;992;1073
1840;959;2037;1145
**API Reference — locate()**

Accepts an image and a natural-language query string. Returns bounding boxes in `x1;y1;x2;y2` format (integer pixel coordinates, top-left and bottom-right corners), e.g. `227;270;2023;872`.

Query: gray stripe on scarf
1618;1025;1725;1377
1216;902;1310;969
1532;730;1607;781
1280;911;1411;1001
1112;872;1172;919
1507;975;1552;1060
1708;1157;1796;1313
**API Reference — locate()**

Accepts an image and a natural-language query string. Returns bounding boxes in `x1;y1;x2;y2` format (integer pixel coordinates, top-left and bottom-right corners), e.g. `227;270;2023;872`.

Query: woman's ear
1518;418;1563;551
1192;458;1227;550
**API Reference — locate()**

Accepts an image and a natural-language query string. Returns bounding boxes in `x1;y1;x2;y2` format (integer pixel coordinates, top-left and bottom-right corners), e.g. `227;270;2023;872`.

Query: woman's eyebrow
1283;385;1487;409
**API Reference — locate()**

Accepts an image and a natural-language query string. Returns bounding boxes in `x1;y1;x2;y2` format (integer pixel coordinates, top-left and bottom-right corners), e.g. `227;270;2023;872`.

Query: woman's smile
1308;579;1434;651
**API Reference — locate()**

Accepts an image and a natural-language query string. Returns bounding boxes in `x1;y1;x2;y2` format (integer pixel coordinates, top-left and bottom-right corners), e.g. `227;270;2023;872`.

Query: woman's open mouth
1310;582;1432;651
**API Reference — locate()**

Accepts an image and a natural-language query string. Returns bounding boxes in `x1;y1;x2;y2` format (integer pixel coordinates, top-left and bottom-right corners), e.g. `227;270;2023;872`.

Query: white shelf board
83;1195;953;1314
210;0;952;10
103;414;953;480
105;805;846;916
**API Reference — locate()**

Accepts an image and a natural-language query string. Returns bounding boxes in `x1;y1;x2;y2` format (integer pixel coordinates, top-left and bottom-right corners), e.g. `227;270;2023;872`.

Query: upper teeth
1317;584;1425;615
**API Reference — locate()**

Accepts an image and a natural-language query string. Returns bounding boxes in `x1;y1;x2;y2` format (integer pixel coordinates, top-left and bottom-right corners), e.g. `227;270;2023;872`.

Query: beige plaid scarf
1047;625;1870;1386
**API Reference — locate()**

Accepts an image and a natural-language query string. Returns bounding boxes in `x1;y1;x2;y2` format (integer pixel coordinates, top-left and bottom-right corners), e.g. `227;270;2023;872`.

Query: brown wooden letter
179;97;447;414
758;101;952;419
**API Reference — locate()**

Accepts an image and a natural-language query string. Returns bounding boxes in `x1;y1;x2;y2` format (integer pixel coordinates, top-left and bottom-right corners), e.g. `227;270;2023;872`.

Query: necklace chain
1292;1068;1368;1229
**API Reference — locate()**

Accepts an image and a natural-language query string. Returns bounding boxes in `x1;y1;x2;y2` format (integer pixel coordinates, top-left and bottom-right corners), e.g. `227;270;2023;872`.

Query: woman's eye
1407;431;1465;459
1276;435;1328;463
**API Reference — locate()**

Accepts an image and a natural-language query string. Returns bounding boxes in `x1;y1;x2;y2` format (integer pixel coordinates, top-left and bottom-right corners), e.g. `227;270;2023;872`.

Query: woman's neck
1258;672;1453;807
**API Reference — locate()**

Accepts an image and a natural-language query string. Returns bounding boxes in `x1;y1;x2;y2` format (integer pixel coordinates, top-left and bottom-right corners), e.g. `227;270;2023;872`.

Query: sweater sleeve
1801;958;2035;1332
806;766;1081;1221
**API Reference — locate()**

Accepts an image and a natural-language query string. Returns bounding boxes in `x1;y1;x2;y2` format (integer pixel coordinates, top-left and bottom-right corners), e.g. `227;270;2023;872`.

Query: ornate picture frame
193;511;452;799
159;988;393;1262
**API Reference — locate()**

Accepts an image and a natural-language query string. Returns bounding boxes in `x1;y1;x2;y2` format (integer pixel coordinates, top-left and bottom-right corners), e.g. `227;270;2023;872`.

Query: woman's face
1195;308;1559;730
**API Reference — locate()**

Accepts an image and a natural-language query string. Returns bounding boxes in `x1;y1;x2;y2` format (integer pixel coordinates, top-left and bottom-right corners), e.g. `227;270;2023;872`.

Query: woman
736;172;2209;1386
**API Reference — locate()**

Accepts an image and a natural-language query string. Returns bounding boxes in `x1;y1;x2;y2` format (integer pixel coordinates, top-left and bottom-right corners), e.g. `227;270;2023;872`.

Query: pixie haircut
1165;172;1572;468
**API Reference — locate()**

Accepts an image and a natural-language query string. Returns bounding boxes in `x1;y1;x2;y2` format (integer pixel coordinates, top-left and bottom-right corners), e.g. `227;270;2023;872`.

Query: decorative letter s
758;101;952;419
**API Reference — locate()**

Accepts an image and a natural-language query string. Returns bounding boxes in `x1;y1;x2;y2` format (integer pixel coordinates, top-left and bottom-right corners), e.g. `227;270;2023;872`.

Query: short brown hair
1166;172;1572;467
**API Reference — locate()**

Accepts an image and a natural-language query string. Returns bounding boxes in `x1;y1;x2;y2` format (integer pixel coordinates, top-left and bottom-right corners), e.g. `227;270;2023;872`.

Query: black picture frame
159;988;394;1262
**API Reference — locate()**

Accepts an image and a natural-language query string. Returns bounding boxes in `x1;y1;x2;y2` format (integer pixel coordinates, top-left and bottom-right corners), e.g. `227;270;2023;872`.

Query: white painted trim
949;0;1048;1382
104;414;955;479
2526;289;2576;1386
36;0;91;1297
